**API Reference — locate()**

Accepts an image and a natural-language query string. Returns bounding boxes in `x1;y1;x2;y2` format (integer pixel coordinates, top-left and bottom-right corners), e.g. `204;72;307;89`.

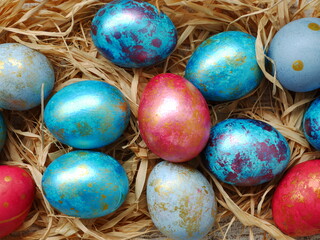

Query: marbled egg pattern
44;80;130;149
204;119;290;186
91;0;177;68
42;151;129;219
147;161;217;240
138;73;211;162
0;166;35;238
185;31;263;102
268;17;320;92
0;43;55;110
0;113;6;151
303;96;320;150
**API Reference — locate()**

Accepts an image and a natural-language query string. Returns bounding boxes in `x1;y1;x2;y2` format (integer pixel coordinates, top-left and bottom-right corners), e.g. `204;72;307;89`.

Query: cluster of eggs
0;0;319;238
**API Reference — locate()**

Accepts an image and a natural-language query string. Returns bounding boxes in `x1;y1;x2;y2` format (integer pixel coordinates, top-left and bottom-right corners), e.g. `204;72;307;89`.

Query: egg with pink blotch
138;73;211;162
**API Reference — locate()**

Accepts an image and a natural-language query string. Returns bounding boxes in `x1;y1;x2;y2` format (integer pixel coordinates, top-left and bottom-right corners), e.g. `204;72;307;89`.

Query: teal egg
44;80;130;149
42;150;129;219
0;43;55;110
0;113;6;150
185;31;263;102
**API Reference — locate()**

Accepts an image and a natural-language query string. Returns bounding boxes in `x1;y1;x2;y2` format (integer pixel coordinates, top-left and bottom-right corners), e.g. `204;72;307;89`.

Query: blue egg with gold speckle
185;31;263;102
44;80;130;149
91;0;177;68
42;150;129;219
203;119;290;186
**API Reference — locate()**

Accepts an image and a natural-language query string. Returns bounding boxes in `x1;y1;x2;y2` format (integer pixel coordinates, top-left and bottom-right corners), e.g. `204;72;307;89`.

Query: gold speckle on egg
58;200;63;204
22;172;29;177
102;203;109;211
8;58;23;69
4;176;12;182
101;194;106;198
3;202;9;208
308;22;320;31
88;183;93;188
292;60;304;71
0;61;4;75
21;194;26;200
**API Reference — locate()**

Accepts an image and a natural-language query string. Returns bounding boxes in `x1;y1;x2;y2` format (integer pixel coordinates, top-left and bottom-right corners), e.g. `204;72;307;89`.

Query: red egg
272;159;320;237
138;73;211;162
0;165;35;238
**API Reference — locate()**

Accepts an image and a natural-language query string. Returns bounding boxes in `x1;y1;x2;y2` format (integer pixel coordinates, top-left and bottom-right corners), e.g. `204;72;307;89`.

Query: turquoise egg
303;96;320;150
44;80;130;149
0;43;55;110
42;150;129;219
203;119;290;186
0;113;6;150
185;31;263;102
91;0;177;68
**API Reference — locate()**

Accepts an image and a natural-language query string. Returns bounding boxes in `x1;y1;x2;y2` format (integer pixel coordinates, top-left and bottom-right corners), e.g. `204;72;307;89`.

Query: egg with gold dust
44;80;130;149
0;166;35;238
147;161;217;240
268;17;320;92
0;43;55;110
272;159;320;237
42;150;129;219
138;73;211;162
185;31;263;102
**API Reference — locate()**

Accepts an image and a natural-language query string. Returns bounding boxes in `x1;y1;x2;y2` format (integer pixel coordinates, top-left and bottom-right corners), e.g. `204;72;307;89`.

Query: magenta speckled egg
138;73;211;162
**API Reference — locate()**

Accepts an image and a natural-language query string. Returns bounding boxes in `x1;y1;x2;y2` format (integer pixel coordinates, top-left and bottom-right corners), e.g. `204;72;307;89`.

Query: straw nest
1;0;320;239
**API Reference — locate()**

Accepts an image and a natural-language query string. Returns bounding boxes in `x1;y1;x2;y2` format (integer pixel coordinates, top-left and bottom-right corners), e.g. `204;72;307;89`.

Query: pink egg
0;165;35;238
272;159;320;237
138;73;211;162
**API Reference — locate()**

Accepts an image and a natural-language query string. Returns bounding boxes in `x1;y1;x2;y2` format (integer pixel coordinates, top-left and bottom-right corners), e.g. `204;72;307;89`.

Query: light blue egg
91;0;177;68
268;17;320;92
0;43;55;110
0;113;6;150
303;96;320;150
147;161;217;240
203;119;290;186
44;80;130;149
42;150;129;219
185;31;263;102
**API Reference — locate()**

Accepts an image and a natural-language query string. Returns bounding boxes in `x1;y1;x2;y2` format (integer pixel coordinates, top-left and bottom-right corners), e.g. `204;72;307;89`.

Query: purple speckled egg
303;96;320;150
203;118;291;186
91;0;177;68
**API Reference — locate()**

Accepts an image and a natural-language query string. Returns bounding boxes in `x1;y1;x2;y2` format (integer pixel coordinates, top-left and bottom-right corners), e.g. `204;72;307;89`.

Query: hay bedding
0;0;320;239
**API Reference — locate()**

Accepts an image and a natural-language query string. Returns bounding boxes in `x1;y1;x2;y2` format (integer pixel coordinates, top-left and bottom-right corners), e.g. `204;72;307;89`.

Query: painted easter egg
0;166;35;238
272;159;320;237
91;0;177;68
185;31;263;102
138;73;211;162
44;80;130;149
42;150;129;219
268;17;320;92
303;96;320;150
0;113;6;151
0;43;55;110
203;118;290;186
147;161;217;240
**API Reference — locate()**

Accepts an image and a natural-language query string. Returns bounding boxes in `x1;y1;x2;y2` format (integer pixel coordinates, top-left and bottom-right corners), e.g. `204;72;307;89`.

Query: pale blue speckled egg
268;17;320;92
44;80;130;149
42;150;129;219
203;119;290;186
91;0;177;68
0;113;6;151
147;161;217;240
185;31;263;102
303;96;320;150
0;43;55;110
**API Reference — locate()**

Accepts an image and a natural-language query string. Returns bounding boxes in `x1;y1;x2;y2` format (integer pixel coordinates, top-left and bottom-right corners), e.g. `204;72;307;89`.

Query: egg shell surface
147;161;217;240
0;113;6;151
303;96;320;150
44;80;130;149
184;31;263;102
267;17;320;92
138;73;211;162
203;119;290;186
272;159;320;237
91;0;177;68
0;43;55;110
42;150;129;219
0;166;35;238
